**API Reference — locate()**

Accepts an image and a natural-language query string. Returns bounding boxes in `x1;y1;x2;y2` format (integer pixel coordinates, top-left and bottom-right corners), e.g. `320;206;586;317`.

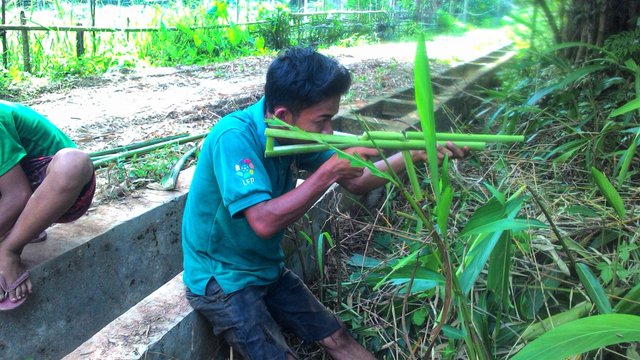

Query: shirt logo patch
235;158;255;185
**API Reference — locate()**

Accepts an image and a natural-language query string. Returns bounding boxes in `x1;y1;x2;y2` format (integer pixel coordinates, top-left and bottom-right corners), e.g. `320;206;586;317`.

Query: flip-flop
29;231;47;243
0;271;30;311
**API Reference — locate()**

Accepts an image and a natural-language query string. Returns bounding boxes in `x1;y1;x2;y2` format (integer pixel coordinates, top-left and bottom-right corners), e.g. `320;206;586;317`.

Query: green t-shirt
182;98;334;295
0;100;76;177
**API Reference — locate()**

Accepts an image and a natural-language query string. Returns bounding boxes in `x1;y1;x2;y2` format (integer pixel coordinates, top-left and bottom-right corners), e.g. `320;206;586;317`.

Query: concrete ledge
0;168;194;360
64;273;220;360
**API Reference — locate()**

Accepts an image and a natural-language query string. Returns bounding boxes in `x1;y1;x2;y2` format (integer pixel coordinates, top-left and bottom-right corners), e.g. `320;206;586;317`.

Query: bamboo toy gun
264;128;524;158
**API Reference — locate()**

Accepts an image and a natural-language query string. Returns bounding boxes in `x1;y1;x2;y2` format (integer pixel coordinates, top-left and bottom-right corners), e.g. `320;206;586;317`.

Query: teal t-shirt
182;98;334;295
0;100;76;177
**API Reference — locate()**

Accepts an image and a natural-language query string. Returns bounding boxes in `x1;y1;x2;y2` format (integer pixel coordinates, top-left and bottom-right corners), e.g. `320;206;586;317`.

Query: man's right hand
321;147;379;181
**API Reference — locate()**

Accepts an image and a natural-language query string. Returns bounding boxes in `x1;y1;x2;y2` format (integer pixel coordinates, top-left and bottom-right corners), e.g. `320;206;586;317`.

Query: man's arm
244;147;378;239
0;165;32;238
338;142;469;195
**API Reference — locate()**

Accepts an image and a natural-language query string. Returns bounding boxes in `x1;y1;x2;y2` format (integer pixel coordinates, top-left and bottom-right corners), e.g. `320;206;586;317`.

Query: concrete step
63;272;220;360
0;168;194;360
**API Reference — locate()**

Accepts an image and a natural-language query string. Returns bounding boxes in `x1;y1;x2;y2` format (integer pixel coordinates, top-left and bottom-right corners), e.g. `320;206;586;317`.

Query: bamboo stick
264;140;486;157
361;130;524;143
89;133;191;157
266;128;524;144
92;133;206;167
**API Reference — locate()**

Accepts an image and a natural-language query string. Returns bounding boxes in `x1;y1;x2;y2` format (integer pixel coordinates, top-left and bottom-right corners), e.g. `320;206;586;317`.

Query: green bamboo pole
92;133;207;168
361;130;524;143
264;140;486;157
89;133;191;157
265;128;524;145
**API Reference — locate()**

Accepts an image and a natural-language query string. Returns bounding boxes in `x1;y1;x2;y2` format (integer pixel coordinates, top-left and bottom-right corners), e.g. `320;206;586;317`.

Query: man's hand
410;141;470;165
322;147;379;181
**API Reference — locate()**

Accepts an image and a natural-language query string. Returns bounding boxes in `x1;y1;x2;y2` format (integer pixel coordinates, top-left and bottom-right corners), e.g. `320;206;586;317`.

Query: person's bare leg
319;326;375;360
0;149;93;303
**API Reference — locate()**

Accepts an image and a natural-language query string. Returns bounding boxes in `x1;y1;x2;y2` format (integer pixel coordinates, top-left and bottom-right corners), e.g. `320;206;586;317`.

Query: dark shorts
20;156;96;223
186;268;341;360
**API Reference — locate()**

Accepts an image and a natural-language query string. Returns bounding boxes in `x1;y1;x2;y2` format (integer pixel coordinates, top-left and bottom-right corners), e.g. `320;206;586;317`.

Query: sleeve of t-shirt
211;128;272;219
0;120;27;177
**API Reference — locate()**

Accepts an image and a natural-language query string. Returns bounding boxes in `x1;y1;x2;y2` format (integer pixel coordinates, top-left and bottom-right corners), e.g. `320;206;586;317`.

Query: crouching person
0;100;95;311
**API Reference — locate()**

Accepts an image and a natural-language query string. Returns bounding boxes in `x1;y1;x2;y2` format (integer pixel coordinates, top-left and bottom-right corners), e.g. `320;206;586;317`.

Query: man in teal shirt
0;101;95;311
182;47;468;359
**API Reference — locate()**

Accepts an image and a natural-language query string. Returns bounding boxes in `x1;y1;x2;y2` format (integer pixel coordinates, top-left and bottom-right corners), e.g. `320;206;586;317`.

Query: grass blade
590;166;626;217
575;263;613;314
616;130;639;186
608;97;640;118
614;282;640;315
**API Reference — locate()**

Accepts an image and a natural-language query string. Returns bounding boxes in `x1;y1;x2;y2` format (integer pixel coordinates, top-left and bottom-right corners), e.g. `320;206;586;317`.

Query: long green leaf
458;196;526;295
373;249;420;290
460;218;547;237
591;167;626;217
487;233;512;309
617;130;639;186
512;314;640;360
575;263;612;314
609;97;640;118
520;301;592;341
414;32;440;200
614;282;640;315
527;65;608;105
436;185;453;235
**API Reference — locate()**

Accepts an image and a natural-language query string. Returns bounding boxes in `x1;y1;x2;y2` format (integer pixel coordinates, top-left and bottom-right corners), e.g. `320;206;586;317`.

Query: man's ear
273;107;294;125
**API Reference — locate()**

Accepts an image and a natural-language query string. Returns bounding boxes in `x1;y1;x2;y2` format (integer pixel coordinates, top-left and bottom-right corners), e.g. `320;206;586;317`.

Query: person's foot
0;249;32;303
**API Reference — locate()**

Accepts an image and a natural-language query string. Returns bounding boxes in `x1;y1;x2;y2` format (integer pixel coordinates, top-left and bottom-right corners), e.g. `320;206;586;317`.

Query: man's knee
50;149;94;188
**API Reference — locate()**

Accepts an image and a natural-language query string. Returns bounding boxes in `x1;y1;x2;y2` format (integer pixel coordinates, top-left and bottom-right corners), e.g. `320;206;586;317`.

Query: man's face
274;96;340;145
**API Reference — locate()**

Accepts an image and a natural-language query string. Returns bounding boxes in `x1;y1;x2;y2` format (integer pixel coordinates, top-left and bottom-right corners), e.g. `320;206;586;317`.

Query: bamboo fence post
1;0;7;68
90;0;96;52
76;23;84;58
19;11;30;73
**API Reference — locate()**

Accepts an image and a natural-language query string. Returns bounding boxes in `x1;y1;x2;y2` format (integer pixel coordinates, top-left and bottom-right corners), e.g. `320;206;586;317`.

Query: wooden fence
0;7;386;72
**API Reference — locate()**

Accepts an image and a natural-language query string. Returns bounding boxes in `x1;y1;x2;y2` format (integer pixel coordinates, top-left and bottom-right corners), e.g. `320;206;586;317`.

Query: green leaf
414;32;440;200
591;167;626;217
520;301;592;341
527;65;608;105
484;182;505;204
609;97;640;118
373;249;419;290
460;218;547;237
412;308;428;326
576;263;613;314
512;314;640;360
614;282;640;315
617;130;639;186
487;233;512;309
436;186;453;234
442;325;467;340
402;150;423;201
346;254;382;268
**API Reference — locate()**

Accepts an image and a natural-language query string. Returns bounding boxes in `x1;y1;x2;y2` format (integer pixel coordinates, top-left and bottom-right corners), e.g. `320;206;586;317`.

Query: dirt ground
18;28;512;204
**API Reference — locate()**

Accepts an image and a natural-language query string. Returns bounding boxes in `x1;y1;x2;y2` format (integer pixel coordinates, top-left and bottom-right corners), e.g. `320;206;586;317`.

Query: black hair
264;47;352;115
